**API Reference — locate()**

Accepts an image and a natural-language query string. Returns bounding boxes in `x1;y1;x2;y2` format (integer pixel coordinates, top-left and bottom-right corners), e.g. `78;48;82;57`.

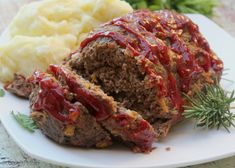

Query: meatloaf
67;10;223;135
28;65;156;153
5;10;223;153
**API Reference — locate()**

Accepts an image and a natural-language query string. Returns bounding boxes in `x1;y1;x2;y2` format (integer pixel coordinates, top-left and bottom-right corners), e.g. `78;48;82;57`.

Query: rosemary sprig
0;88;5;97
12;111;38;132
183;84;235;132
125;0;219;17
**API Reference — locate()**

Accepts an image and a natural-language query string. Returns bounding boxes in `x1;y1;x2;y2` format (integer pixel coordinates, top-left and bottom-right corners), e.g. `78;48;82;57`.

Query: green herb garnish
183;84;235;132
12;111;38;132
125;0;219;17
0;88;5;97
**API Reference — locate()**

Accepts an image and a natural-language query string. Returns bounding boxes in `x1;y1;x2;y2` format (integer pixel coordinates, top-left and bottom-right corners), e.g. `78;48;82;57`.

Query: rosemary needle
183;84;235;132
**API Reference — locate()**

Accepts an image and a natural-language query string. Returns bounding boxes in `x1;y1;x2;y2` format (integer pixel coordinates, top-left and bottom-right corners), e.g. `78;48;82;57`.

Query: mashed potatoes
0;0;133;82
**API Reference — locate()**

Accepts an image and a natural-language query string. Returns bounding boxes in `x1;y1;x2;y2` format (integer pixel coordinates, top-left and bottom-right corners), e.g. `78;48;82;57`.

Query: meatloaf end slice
29;72;112;148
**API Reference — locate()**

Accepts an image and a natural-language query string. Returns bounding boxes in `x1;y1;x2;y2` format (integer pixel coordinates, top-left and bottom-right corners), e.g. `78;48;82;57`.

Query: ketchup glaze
49;65;113;121
29;71;79;123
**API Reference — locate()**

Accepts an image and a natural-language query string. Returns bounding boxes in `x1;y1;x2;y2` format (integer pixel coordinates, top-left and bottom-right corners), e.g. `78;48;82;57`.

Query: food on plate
0;0;133;82
28;65;155;152
7;10;231;153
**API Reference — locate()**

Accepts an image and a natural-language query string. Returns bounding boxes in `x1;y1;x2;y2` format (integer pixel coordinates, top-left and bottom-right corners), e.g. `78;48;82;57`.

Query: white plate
0;14;235;168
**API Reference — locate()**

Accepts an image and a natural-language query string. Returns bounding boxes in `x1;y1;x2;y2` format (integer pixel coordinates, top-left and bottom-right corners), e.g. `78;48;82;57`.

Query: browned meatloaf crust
28;65;156;153
67;10;223;136
4;74;33;98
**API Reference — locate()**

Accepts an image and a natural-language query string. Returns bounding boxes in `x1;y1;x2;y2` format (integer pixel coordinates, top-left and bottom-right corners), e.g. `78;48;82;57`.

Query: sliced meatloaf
28;65;156;153
67;10;223;136
6;10;224;153
29;71;112;148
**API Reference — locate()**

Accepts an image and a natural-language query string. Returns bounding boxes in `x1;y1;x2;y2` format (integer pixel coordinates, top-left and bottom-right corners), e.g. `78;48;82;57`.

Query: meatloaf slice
28;72;112;148
28;65;156;153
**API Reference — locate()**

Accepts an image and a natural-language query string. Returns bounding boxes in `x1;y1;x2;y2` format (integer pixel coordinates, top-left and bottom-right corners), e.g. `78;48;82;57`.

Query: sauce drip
49;65;112;121
29;71;80;123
